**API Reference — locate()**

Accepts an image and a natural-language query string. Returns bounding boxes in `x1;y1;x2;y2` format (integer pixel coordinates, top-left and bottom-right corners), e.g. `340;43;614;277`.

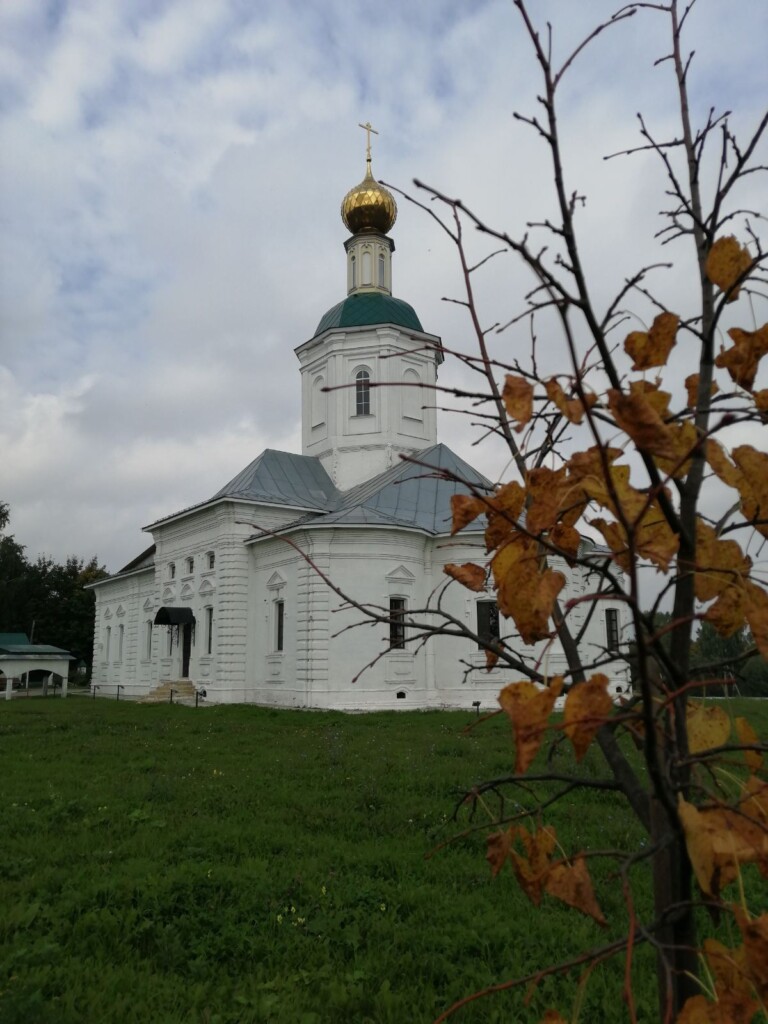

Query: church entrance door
181;623;192;678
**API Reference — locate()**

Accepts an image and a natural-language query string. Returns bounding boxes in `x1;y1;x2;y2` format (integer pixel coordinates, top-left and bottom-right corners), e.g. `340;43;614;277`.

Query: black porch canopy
154;607;195;626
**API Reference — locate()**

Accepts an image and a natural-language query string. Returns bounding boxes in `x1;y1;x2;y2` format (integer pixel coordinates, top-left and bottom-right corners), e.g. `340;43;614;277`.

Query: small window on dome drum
355;369;371;416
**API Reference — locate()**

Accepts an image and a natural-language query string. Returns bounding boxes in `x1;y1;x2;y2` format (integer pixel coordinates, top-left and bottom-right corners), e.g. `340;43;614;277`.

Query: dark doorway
181;623;192;678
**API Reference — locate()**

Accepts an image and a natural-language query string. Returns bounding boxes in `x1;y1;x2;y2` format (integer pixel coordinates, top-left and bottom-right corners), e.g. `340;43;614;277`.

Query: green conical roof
313;292;423;338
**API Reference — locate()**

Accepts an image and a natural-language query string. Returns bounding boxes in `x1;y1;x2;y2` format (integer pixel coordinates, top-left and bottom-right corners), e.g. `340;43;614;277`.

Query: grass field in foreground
1;699;764;1023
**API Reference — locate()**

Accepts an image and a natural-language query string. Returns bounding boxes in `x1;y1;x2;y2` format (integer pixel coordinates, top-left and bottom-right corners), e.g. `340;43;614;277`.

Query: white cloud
0;0;765;573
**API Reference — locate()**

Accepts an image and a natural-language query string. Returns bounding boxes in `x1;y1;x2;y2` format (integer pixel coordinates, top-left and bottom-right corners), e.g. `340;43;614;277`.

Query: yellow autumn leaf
544;856;608;926
715;324;768;391
484;480;526;551
508;823;557;905
502;375;534;431
624;311;679;370
443;562;487;592
694;521;751;603
545;378;595;425
450;494;485;535
563;674;613;762
706;235;752;302
678;795;768;898
687;702;731;754
607;387;681;462
498;677;563;773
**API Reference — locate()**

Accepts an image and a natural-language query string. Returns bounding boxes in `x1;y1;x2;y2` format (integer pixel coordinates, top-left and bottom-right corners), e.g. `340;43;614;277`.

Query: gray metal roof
248;444;492;539
0;641;74;658
212;449;340;510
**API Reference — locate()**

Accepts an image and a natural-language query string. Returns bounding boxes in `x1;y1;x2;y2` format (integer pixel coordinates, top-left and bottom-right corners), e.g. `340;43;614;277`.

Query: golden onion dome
341;159;397;235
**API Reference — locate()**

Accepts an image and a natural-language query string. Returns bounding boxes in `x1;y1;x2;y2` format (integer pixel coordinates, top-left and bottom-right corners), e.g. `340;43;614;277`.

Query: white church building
90;143;631;709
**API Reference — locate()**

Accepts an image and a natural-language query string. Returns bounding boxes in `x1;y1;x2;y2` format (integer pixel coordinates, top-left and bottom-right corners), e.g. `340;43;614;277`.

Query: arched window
362;250;372;285
378;252;385;287
169;562;176;580
402;368;422;421
312;375;326;427
185;556;194;575
355;369;371;416
350;254;357;288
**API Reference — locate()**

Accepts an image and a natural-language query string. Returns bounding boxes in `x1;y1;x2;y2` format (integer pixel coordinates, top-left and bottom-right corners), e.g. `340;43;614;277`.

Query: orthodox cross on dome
358;120;378;167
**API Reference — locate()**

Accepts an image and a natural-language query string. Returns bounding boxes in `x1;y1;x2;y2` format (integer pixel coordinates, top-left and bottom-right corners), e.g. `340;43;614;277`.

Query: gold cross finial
358;120;378;165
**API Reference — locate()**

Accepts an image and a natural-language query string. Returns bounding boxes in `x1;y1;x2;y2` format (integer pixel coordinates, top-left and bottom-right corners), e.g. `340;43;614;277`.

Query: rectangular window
145;620;153;660
477;601;500;649
117;624;124;663
606;609;620;652
355;371;371;416
205;607;213;655
207;552;215;570
389;597;406;650
168;628;174;656
275;600;284;652
105;626;111;663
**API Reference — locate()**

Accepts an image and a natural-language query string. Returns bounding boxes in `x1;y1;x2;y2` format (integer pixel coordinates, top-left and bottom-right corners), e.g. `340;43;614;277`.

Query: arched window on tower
402;368;422;421
312;375;326;427
362;250;372;285
350;254;357;288
378;252;385;287
355;369;371;416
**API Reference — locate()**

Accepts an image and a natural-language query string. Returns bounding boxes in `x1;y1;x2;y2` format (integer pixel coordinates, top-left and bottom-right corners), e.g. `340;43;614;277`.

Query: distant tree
691;622;768;697
0;506;107;673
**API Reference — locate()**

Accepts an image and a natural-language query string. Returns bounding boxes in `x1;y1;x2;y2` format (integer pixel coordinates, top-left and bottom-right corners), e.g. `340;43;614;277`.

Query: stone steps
140;679;200;705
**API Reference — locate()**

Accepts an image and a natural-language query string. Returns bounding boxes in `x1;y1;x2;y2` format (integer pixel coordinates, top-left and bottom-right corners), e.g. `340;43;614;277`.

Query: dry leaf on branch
706;235;752;302
624;311;679;370
502;374;534;431
498;677;563;773
443;562;487;592
563;673;613;761
450;494;486;535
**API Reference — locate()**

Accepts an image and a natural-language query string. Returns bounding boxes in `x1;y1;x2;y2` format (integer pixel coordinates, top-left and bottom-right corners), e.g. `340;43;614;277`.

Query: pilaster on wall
215;529;250;695
295;533;331;704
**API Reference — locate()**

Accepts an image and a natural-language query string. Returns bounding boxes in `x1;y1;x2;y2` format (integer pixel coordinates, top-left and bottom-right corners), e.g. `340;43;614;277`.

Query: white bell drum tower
295;124;443;491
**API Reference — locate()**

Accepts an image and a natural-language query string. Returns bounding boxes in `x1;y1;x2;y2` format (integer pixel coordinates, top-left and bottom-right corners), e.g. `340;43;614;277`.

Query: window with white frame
362;249;372;285
355;369;371;416
274;599;285;653
312;375;327;427
389;597;406;650
169;562;176;579
477;601;500;650
402;367;422;421
606;608;620;652
105;626;111;663
144;620;153;661
117;624;124;663
377;252;385;287
207;551;215;570
185;556;194;575
205;606;214;656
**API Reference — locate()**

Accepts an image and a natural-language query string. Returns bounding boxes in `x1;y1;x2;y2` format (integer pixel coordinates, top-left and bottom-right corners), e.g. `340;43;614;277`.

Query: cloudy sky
1;0;766;572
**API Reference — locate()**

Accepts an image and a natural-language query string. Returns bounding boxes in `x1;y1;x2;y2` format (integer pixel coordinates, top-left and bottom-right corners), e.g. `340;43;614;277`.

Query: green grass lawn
0;698;764;1023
